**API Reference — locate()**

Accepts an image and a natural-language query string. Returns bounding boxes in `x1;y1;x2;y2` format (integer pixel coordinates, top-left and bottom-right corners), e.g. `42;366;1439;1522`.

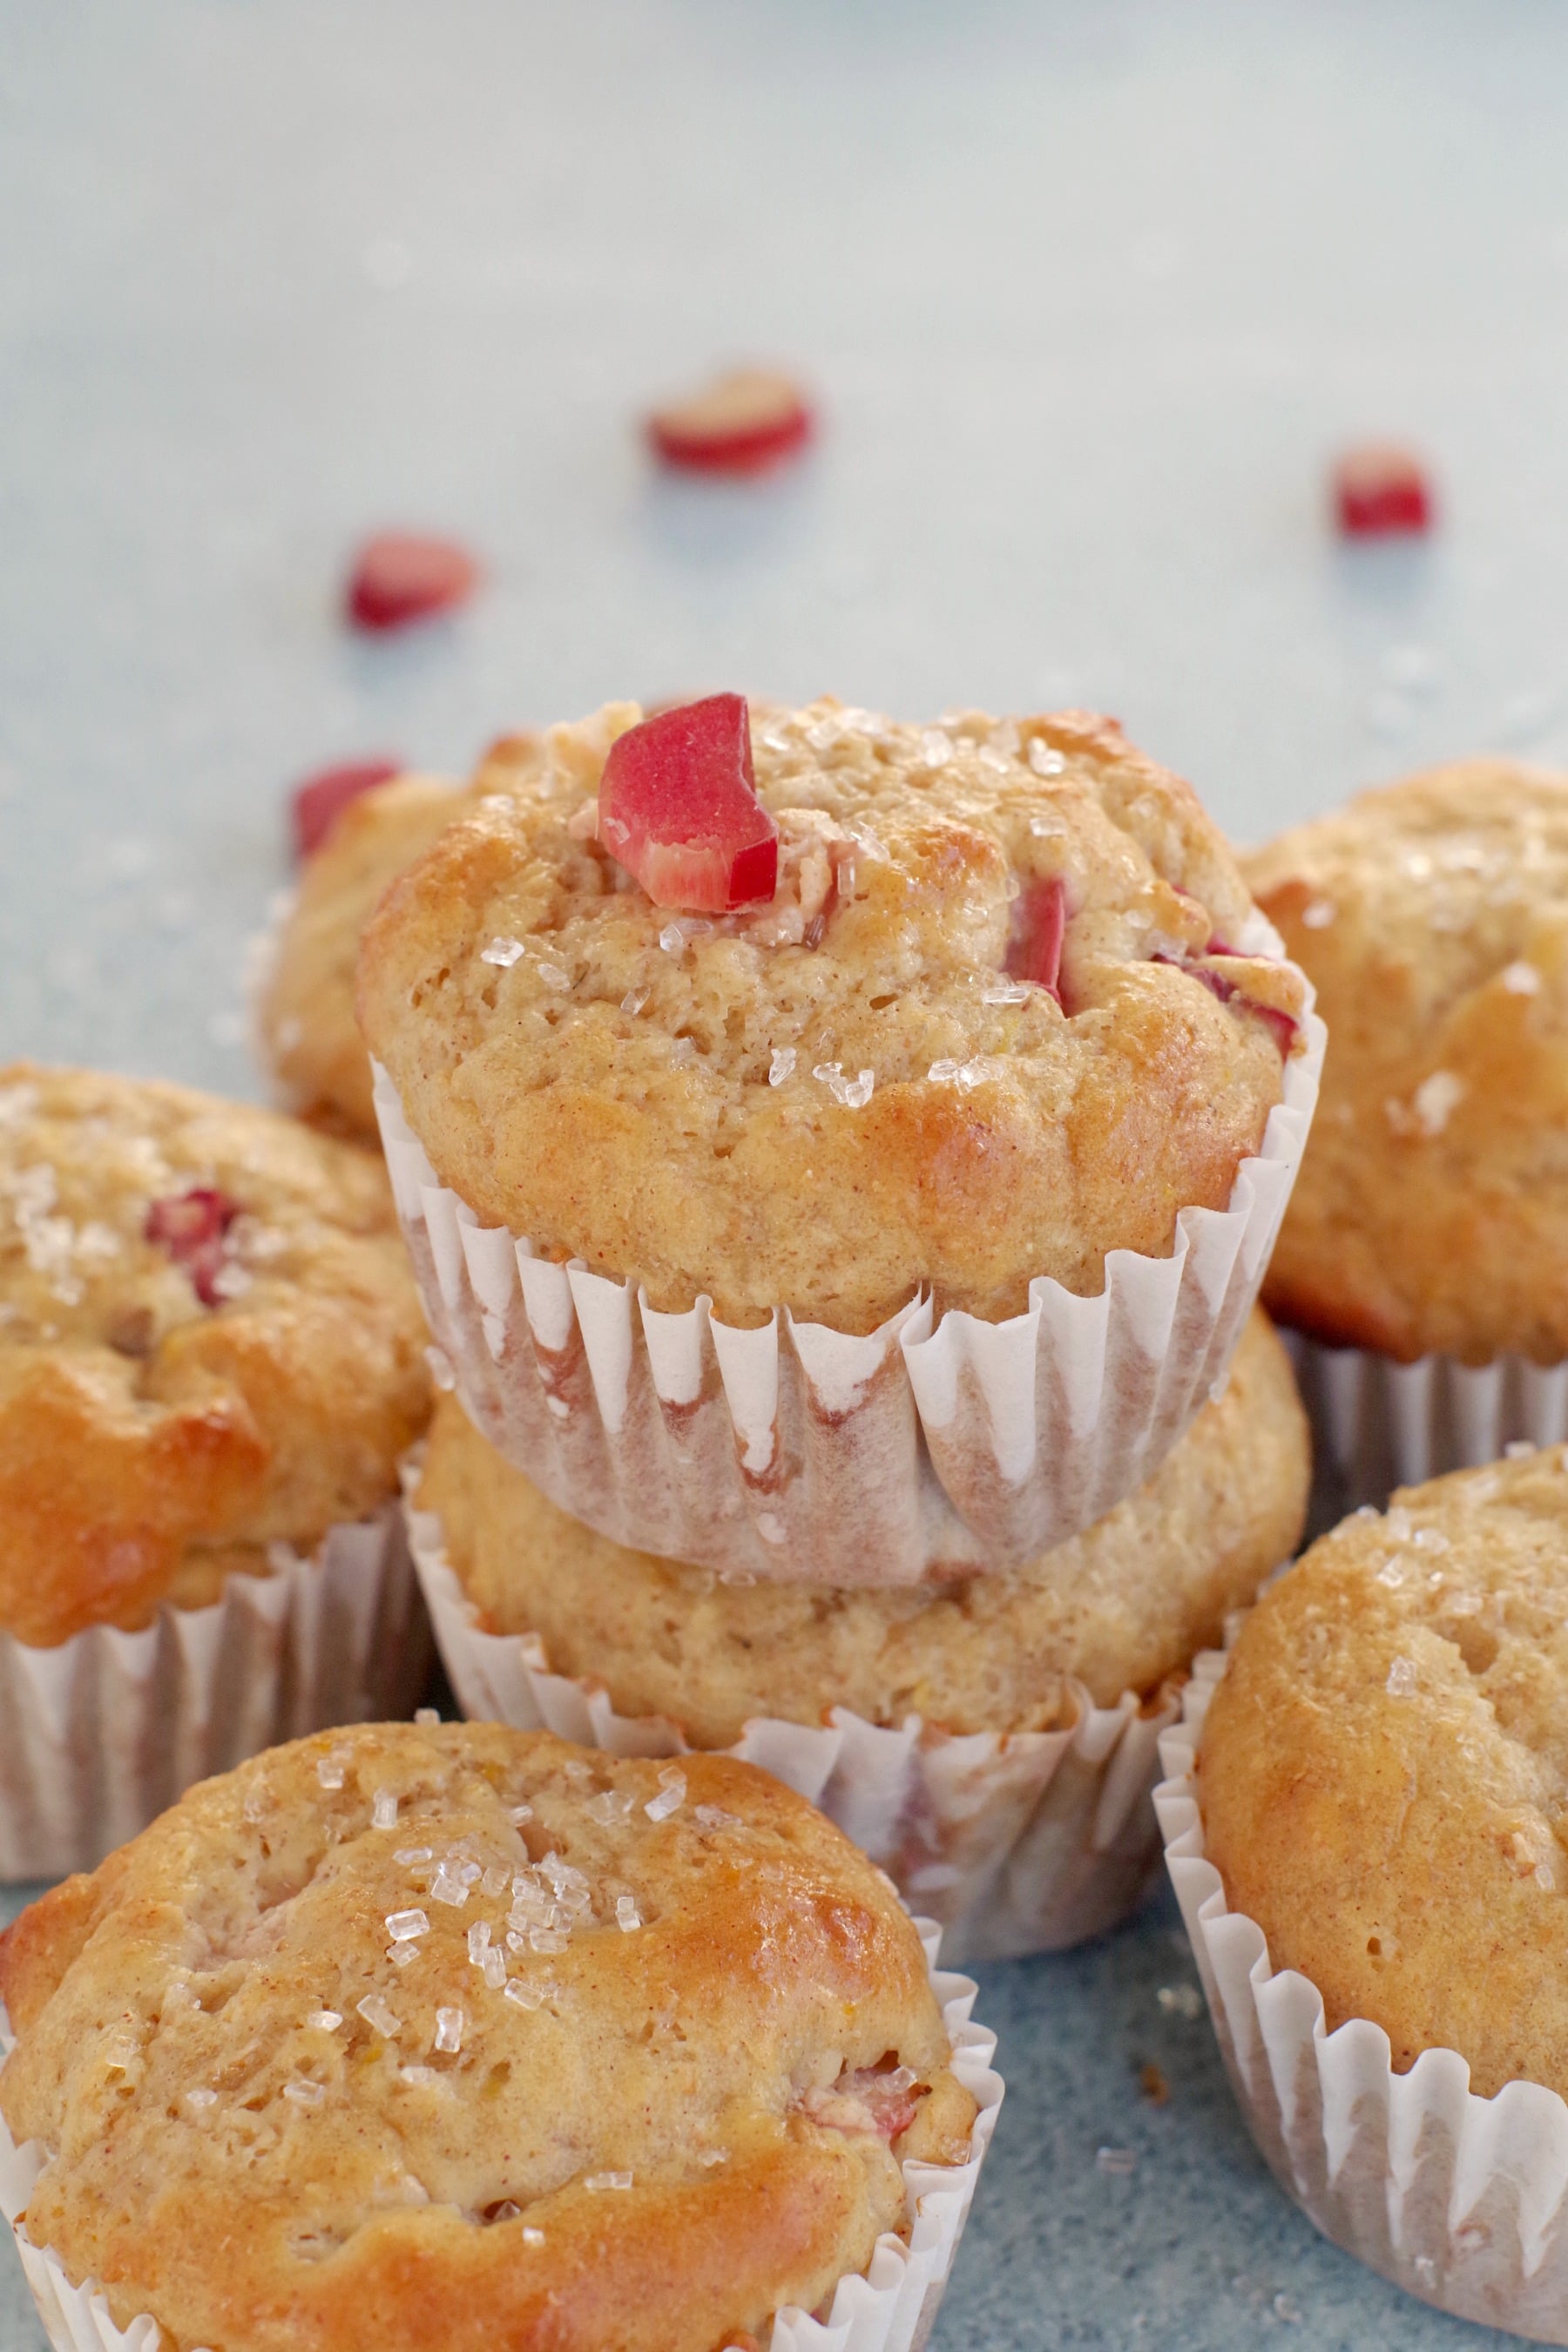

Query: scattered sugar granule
1412;1071;1464;1138
395;1846;434;1866
587;1789;637;1826
919;729;953;769
482;1864;510;1896
523;2225;545;2247
659;923;686;955
356;1994;401;2038
982;982;1031;1005
813;1061;875;1109
504;1977;551;2011
694;1804;744;1832
308;2011;343;2033
469;1923;493;1965
490;2200;523;2224
1096;2147;1137;2177
620;986;649;1016
537;962;571;990
585;2171;634;2192
1412;1528;1450;1552
385;1909;429;1943
769;1046;796;1086
669;1036;698;1067
372;1788;399;1831
1502;960;1541;995
283;2078;326;2108
185;2087;219;2115
429;1862;470;1908
433;2006;464;2055
509;1804;535;1827
390;1944;422;1970
1028;741;1066;778
530;1924;571;1954
928;1058;962;1084
315;1751;348;1792
616;1895;643;1933
482;1946;507;1989
399;2065;444;2090
481;936;526;968
1301;898;1336;929
1386;1657;1419;1698
415;1707;441;1727
459;1861;483;1885
645;1766;687;1822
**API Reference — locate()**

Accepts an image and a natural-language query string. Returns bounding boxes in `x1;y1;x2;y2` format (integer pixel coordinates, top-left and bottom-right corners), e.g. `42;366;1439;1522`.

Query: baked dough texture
0;1064;429;1646
1201;1447;1568;2099
0;1720;977;2352
358;700;1304;1334
260;772;475;1140
417;1308;1308;1743
1246;758;1568;1362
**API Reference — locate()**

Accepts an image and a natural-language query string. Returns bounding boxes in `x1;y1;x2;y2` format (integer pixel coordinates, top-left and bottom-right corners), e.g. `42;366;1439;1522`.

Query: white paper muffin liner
409;1494;1179;1963
1155;1640;1568;2342
372;969;1323;1586
0;1508;429;1882
1285;1330;1568;1514
0;1934;1002;2352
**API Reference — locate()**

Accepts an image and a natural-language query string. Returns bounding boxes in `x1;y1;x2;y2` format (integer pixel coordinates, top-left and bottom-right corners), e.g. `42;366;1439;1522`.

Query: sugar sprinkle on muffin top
0;1720;977;2352
359;699;1306;1333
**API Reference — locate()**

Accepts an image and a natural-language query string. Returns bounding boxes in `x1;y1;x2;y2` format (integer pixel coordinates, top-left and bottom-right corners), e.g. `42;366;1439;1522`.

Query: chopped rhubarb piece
291;758;403;861
1154;955;1297;1058
598;694;779;914
145;1187;241;1308
345;533;480;632
1004;875;1066;1004
646;368;814;476
1333;445;1433;537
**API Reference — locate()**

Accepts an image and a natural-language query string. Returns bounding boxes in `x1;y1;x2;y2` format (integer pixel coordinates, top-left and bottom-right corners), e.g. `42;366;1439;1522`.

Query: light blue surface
3;3;1568;2345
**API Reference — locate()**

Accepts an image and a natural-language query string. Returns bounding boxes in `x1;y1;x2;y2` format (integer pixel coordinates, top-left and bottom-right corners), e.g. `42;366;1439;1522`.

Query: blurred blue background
3;4;1566;2345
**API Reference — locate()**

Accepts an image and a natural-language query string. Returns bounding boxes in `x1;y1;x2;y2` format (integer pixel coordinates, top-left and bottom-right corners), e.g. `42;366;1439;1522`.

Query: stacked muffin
350;693;1321;1958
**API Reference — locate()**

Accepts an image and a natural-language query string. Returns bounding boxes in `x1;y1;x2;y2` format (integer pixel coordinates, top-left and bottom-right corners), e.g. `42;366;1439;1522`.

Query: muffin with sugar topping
1246;759;1568;1366
358;696;1308;1335
0;1064;429;1649
0;1720;992;2352
1200;1447;1568;2097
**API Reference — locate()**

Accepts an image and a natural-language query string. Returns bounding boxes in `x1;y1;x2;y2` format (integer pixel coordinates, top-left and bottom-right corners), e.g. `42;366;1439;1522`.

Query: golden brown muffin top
260;770;475;1142
1201;1446;1568;2099
1247;758;1568;1362
358;700;1305;1333
0;1721;977;2352
418;1307;1308;1742
0;1064;429;1646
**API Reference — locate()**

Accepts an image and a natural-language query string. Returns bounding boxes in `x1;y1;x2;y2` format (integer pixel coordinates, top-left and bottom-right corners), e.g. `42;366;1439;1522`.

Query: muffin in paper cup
408;1490;1176;1965
1155;1446;1568;2345
358;697;1322;1587
376;1002;1321;1590
1285;1330;1568;1514
0;1507;429;1881
0;1720;1003;2352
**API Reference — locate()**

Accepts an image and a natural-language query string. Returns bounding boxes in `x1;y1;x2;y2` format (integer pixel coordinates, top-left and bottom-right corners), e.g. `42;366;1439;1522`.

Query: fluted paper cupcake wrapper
409;1494;1179;1963
1285;1331;1568;1516
0;1941;1003;2352
1155;1643;1568;2343
0;1508;430;1881
373;991;1323;1588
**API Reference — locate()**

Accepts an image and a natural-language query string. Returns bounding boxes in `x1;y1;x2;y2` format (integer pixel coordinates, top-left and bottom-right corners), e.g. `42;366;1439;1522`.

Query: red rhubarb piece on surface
145;1187;241;1308
647;368;814;476
345;533;480;631
1004;875;1066;1004
1332;445;1433;537
598;694;778;913
291;758;404;861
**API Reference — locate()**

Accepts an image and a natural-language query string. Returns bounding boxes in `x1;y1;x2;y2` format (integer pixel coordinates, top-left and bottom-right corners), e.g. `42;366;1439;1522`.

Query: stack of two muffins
351;693;1324;1963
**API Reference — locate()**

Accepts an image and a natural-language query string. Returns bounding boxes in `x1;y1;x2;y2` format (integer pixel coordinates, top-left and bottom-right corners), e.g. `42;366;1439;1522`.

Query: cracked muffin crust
357;700;1307;1335
416;1308;1308;1745
0;1064;430;1647
0;1720;978;2352
1200;1447;1568;2099
260;760;534;1144
1246;759;1568;1363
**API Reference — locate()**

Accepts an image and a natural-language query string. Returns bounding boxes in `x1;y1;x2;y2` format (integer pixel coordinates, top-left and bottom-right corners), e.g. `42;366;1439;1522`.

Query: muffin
362;698;1320;1583
0;1720;999;2352
0;1064;432;1874
409;1308;1309;1957
256;738;542;1143
1156;1450;1568;2335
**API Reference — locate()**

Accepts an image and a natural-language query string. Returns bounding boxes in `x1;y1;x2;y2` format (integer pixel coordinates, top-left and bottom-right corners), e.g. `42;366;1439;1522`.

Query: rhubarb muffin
0;1720;990;2352
0;1063;430;1648
1246;759;1568;1364
416;1308;1308;1746
260;740;542;1143
358;696;1309;1335
1200;1446;1568;2098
